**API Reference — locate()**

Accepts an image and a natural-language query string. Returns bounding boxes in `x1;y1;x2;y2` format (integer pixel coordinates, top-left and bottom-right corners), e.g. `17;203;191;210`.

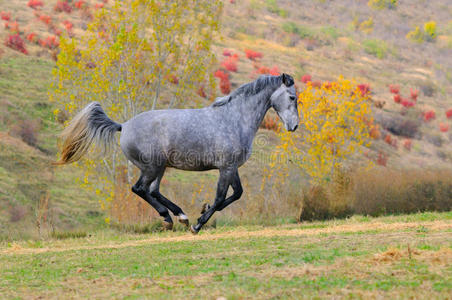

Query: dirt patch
2;220;451;255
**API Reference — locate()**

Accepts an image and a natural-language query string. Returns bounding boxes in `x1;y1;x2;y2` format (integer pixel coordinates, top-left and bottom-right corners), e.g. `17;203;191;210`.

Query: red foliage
54;1;72;13
197;86;206;98
311;80;322;88
401;99;415;108
393;94;401;103
39;14;52;25
357;83;370;97
74;1;86;9
63;20;73;31
423;110;436;122
27;0;44;9
5;34;27;54
214;69;228;81
5;21;19;33
214;69;230;94
300;74;311;83
403;139;412;151
1;11;11;21
376;152;388;167
219;76;231;95
223;49;232;57
445;108;452;119
256;66;279;76
268;66;280;76
410;88;418;101
102;0;109;3
221;57;238;72
40;35;59;49
439;123;449;133
95;3;104;9
26;32;37;42
384;134;392;145
389;84;399;94
260;115;279;131
323;81;333;90
244;49;262;61
369;126;381;140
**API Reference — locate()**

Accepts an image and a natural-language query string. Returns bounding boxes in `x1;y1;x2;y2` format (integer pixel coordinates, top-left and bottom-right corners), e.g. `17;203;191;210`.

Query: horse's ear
282;73;294;86
212;95;231;107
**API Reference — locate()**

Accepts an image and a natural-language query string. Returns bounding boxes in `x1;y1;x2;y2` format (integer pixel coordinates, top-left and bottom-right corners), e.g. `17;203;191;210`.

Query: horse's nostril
293;124;298;131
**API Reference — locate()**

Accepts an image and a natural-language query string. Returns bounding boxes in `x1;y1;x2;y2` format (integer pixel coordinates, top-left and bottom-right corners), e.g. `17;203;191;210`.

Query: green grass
0;55;105;240
0;212;451;298
363;39;389;59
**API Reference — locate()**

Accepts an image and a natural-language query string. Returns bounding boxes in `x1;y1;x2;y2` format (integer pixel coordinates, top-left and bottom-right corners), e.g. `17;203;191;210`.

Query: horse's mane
212;75;285;107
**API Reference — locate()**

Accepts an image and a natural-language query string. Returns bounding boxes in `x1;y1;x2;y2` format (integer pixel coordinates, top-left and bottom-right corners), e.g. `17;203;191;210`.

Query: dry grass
3;219;450;255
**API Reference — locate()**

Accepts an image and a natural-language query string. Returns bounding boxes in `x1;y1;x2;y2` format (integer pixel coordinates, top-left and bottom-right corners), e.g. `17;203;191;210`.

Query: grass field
1;212;451;299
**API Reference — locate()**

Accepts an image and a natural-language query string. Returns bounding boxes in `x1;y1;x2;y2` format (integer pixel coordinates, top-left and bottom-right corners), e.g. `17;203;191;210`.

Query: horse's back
119;108;248;170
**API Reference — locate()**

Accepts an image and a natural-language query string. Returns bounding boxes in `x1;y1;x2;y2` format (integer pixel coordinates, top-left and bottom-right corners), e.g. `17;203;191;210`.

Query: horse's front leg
190;168;234;234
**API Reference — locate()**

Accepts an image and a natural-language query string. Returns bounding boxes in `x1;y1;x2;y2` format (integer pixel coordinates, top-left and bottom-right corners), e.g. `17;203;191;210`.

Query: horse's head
270;73;299;132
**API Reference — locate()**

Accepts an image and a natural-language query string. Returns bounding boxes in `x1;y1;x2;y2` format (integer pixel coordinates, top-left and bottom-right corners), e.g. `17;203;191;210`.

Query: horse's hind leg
149;169;189;228
132;172;173;230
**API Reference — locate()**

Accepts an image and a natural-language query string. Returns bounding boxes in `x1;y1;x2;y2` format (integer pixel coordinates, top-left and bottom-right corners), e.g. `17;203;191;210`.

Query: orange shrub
439;123;449;132
260;115;279;131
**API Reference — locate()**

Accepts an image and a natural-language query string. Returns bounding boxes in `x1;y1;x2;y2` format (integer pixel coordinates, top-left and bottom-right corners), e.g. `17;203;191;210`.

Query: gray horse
55;74;299;233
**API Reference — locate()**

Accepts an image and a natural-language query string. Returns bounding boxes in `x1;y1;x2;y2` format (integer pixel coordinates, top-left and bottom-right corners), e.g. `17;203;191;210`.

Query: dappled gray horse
55;74;299;233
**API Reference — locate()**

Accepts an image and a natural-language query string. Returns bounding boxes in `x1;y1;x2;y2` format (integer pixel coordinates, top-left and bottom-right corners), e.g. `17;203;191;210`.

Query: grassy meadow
1;212;451;299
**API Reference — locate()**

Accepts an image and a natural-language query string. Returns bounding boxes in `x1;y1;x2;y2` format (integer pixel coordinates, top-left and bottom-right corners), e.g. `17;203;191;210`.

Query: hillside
0;0;451;239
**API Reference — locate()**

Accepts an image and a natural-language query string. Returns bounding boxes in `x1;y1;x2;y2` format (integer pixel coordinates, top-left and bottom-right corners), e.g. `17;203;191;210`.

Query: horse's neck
236;89;273;137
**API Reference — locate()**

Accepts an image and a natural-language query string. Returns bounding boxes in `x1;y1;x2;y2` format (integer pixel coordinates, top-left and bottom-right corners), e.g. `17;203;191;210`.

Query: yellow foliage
265;77;373;185
51;0;222;215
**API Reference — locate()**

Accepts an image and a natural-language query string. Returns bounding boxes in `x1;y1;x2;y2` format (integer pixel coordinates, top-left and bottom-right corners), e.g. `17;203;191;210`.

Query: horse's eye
289;96;296;101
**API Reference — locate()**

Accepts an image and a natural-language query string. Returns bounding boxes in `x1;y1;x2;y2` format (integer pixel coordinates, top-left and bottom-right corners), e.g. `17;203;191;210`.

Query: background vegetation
0;0;451;241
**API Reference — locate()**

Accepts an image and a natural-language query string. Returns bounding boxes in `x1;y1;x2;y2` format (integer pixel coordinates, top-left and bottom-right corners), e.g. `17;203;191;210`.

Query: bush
54;1;72;13
260;115;279;131
221;57;238;72
368;0;397;10
244;49;262;61
300;74;312;83
375;112;420;138
352;169;452;216
299;169;452;221
424;21;437;41
363;39;388;59
407;21;437;43
10;119;40;146
445;108;452;119
27;0;44;9
5;34;27;54
1;11;11;21
423;110;436;122
389;84;399;94
265;0;288;17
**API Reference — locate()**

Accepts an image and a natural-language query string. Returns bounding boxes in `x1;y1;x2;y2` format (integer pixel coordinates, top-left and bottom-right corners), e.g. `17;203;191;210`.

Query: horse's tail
54;102;122;165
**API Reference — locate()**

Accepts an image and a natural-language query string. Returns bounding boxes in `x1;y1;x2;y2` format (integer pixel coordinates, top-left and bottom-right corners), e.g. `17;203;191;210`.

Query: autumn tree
51;0;222;216
265;77;373;186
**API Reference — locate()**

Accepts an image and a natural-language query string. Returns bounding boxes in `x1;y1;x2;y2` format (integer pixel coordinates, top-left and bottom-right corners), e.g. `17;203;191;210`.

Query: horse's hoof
162;221;173;231
200;203;211;214
179;218;189;228
190;225;199;235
